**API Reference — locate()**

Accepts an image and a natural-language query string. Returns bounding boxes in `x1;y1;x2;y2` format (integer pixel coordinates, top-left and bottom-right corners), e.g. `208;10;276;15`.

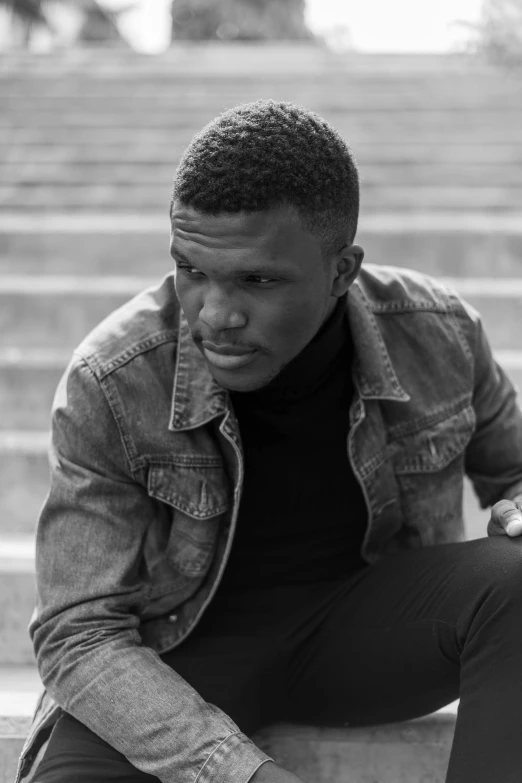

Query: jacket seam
351;284;408;399
75;355;137;476
448;309;475;366
386;395;473;440
370;300;454;314
77;330;178;381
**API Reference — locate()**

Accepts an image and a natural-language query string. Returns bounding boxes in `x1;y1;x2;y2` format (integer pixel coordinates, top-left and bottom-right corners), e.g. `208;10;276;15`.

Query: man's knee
462;535;522;616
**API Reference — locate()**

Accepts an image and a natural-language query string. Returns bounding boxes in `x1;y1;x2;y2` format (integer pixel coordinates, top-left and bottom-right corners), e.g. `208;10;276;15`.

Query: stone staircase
1;44;522;782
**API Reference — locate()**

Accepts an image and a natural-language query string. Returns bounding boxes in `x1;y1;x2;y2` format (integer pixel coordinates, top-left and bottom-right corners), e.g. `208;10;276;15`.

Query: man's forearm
33;630;271;783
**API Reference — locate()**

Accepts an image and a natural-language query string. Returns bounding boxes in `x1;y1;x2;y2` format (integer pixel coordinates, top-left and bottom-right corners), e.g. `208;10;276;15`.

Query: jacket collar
169;275;409;432
348;278;410;403
169;306;229;432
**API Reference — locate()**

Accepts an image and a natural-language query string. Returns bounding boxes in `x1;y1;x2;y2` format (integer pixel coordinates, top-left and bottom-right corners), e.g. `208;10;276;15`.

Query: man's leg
31;712;158;783
285;536;522;783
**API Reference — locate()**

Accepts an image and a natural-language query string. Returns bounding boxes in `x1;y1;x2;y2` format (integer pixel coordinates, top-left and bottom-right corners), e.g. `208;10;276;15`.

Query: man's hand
249;761;308;783
488;498;522;537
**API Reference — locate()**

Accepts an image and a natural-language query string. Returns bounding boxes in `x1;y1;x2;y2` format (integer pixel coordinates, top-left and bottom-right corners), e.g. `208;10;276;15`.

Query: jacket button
168;614;178;623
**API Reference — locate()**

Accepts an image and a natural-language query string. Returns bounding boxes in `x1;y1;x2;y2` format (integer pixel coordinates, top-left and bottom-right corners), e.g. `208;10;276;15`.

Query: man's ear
331;243;364;295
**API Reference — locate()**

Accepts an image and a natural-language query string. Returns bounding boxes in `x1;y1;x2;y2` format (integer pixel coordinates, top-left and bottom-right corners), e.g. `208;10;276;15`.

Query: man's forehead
170;203;323;278
174;205;259;232
171;202;303;242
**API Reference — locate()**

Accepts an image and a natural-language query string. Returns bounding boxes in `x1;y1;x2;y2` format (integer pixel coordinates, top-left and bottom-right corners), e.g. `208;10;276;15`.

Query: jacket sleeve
456;299;522;508
30;354;272;783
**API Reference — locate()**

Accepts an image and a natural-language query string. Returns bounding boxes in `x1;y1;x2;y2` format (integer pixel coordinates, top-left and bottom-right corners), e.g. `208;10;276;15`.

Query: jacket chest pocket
148;461;230;578
390;405;476;546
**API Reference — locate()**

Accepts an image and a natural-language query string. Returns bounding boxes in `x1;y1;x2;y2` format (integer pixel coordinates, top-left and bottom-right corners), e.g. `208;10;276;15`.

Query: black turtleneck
219;293;368;590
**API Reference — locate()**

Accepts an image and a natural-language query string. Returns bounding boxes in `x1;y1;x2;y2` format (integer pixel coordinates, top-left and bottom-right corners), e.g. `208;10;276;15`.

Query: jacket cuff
194;731;273;783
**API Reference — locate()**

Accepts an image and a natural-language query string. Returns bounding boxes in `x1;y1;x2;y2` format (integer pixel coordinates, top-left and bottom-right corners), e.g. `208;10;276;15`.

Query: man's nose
200;285;246;332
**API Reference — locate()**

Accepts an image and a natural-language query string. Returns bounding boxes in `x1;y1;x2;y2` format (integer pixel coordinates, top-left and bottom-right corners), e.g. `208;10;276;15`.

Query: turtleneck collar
230;292;351;406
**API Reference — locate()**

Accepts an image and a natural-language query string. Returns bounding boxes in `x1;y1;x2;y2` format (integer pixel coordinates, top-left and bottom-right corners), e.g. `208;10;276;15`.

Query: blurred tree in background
1;0;46;43
1;0;132;45
469;0;522;66
171;0;314;41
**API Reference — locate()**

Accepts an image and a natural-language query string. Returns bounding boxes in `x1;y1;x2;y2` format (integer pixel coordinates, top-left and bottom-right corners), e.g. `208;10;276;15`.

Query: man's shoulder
357;263;460;313
73;274;180;379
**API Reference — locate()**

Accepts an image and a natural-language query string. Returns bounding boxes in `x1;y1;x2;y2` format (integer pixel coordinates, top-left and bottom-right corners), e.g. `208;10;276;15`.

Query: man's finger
489;499;522;537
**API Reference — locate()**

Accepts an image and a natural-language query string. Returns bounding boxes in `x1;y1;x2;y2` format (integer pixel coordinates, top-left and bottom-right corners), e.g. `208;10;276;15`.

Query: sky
305;0;483;52
1;0;484;53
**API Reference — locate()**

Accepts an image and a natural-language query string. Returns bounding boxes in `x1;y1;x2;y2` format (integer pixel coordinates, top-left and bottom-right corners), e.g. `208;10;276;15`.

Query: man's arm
31;354;272;783
456;298;522;535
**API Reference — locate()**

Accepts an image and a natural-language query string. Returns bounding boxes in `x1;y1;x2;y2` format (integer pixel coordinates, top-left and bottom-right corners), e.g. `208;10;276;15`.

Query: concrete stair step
1;214;522;278
3;349;522;434
2;355;67;431
0;280;135;350
0;667;41;717
5;83;522;110
4;88;521;110
1;61;511;82
0;552;36;665
0;445;48;536
5;162;522;187
0;275;520;351
3;142;522;166
0;714;459;783
0;47;505;74
0;666;41;783
2;64;507;83
0;658;458;783
255;713;457;783
3;184;522;211
4;111;522;131
3;127;522;146
1;58;518;95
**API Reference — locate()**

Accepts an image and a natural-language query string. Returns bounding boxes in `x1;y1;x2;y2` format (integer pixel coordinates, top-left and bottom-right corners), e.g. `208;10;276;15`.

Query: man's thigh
285;536;522;727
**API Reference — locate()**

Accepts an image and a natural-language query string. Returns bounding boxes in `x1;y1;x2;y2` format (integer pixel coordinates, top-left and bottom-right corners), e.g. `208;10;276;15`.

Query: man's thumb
488;499;522;537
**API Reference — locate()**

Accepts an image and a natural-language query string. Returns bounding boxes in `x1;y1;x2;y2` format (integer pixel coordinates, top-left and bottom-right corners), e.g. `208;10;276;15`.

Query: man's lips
202;341;255;356
201;342;259;370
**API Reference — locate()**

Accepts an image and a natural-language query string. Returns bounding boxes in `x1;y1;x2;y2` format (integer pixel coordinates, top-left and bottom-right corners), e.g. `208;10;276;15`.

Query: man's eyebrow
170;248;192;264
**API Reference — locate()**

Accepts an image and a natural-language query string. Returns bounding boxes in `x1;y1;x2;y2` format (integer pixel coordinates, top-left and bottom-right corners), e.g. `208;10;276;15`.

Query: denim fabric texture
16;263;522;783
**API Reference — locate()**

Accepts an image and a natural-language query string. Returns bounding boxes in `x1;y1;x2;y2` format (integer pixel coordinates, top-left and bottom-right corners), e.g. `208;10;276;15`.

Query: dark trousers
33;536;522;783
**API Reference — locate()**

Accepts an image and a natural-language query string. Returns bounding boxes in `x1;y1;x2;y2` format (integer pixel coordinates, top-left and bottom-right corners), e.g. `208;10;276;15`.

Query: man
16;100;522;783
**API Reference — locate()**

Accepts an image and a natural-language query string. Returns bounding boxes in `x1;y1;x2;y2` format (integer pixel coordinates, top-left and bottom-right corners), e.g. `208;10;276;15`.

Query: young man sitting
18;100;522;783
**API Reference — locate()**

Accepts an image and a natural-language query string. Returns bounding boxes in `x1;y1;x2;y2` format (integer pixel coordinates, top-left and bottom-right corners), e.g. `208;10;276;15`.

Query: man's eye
249;276;276;285
177;266;275;285
177;265;199;275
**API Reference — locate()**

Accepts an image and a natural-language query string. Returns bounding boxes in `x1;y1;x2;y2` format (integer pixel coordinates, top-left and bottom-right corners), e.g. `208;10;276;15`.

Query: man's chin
209;363;280;393
212;371;266;393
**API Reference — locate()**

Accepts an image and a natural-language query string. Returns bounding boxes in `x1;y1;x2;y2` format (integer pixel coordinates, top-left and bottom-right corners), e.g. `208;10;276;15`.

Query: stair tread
1;211;522;232
0;667;41;718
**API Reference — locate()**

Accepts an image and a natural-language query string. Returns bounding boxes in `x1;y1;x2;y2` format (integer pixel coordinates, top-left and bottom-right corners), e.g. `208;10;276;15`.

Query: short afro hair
170;99;359;260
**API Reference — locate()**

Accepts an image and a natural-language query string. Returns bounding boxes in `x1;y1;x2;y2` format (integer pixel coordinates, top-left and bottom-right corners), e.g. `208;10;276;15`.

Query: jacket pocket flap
147;462;229;519
392;405;476;474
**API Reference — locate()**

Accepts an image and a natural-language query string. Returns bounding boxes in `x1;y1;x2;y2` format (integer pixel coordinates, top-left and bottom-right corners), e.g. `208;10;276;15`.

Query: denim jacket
16;263;522;783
